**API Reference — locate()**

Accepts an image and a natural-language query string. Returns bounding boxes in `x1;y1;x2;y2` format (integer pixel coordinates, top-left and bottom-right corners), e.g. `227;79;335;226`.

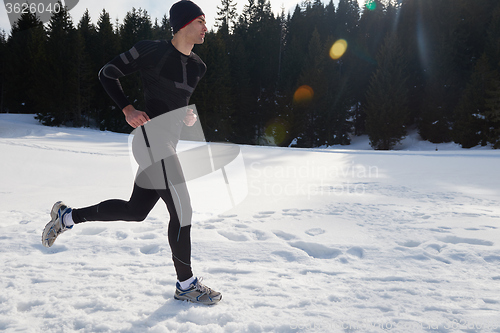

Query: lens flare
264;117;289;146
293;85;314;103
329;39;348;60
365;0;376;11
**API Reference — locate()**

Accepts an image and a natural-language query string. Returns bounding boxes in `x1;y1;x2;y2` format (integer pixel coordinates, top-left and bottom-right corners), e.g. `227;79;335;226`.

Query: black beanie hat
170;0;205;34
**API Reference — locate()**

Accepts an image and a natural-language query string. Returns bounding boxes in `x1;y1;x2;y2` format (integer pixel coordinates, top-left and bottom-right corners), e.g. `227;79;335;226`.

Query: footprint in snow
272;250;300;262
252;230;270;240
253;211;275;219
482;225;498;229
282;209;301;216
17;300;45;312
412;212;431;219
137;233;157;240
217;228;269;241
115;231;128;240
397;240;421;248
346;246;365;259
426;243;446;253
273;230;297;241
204;214;237;223
483;255;500;263
439;235;493;246
218;230;249;242
140;244;160;254
482;298;499;304
207;218;224;223
305;228;325;236
218;214;238;219
289;241;342;259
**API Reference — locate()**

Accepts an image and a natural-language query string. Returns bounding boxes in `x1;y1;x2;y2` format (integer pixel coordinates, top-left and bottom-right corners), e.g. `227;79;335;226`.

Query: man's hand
183;108;198;127
123;105;150;128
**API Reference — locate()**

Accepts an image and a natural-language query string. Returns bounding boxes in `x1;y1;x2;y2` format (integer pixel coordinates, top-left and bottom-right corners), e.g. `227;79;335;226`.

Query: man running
42;0;221;305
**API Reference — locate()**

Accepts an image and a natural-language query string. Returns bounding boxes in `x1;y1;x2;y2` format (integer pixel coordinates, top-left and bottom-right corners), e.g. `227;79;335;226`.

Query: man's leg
156;151;194;282
71;162;193;282
71;183;160;223
157;186;193;282
156;155;221;304
42;183;160;247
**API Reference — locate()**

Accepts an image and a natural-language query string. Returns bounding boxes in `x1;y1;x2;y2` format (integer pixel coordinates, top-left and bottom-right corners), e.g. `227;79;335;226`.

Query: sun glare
330;39;348;60
293;85;314;103
365;0;377;11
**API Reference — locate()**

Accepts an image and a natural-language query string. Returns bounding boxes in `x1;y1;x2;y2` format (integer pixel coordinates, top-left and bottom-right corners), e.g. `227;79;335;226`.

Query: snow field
1;114;500;332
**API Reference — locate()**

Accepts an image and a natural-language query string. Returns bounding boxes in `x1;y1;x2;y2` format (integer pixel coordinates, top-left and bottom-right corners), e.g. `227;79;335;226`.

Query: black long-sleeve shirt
98;40;206;120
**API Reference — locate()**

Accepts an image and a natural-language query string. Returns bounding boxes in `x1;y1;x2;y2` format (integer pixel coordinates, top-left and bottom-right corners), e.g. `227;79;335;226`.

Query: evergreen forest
1;0;500;149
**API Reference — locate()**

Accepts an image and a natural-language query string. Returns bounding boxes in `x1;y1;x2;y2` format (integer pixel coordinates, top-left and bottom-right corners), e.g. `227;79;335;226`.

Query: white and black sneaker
42;201;72;248
174;277;222;305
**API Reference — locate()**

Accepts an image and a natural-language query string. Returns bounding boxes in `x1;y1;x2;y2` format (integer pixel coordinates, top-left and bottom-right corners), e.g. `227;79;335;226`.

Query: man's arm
98;57;134;112
98;41;158;127
122;105;150;129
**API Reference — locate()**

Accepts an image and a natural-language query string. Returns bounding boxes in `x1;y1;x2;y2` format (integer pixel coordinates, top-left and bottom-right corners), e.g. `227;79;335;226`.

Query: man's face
182;16;208;44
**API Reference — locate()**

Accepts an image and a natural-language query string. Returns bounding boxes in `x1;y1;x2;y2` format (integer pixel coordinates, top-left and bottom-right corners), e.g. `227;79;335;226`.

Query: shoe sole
174;294;222;305
41;219;57;248
42;201;66;248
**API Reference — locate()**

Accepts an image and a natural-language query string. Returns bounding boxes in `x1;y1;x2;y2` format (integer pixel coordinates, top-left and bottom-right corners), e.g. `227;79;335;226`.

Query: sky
0;0;367;36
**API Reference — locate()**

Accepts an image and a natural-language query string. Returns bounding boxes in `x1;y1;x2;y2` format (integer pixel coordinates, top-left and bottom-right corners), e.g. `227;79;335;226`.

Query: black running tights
71;183;193;282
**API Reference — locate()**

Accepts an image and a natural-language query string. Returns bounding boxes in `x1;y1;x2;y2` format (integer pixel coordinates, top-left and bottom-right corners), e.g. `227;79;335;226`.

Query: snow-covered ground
1;113;500;333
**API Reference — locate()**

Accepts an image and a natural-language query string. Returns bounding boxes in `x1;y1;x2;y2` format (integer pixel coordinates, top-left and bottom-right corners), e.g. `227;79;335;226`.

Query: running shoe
174;277;222;305
42;201;72;248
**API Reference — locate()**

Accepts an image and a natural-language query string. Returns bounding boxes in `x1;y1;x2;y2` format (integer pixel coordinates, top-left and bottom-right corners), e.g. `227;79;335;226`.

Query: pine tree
95;10;119;69
485;77;500;148
354;0;387;135
152;15;172;40
120;8;153;49
335;0;361;134
306;0;327;38
0;30;6;113
228;22;254;144
418;0;462;143
5;11;46;114
94;10;120;130
365;33;409;150
323;37;354;146
280;5;307;94
336;0;359;41
453;54;492;148
483;1;500;148
454;0;497;78
232;0;280;144
77;10;98;127
293;28;327;147
484;1;500;70
396;0;426;126
36;3;80;126
324;0;336;37
192;31;234;142
216;0;238;34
